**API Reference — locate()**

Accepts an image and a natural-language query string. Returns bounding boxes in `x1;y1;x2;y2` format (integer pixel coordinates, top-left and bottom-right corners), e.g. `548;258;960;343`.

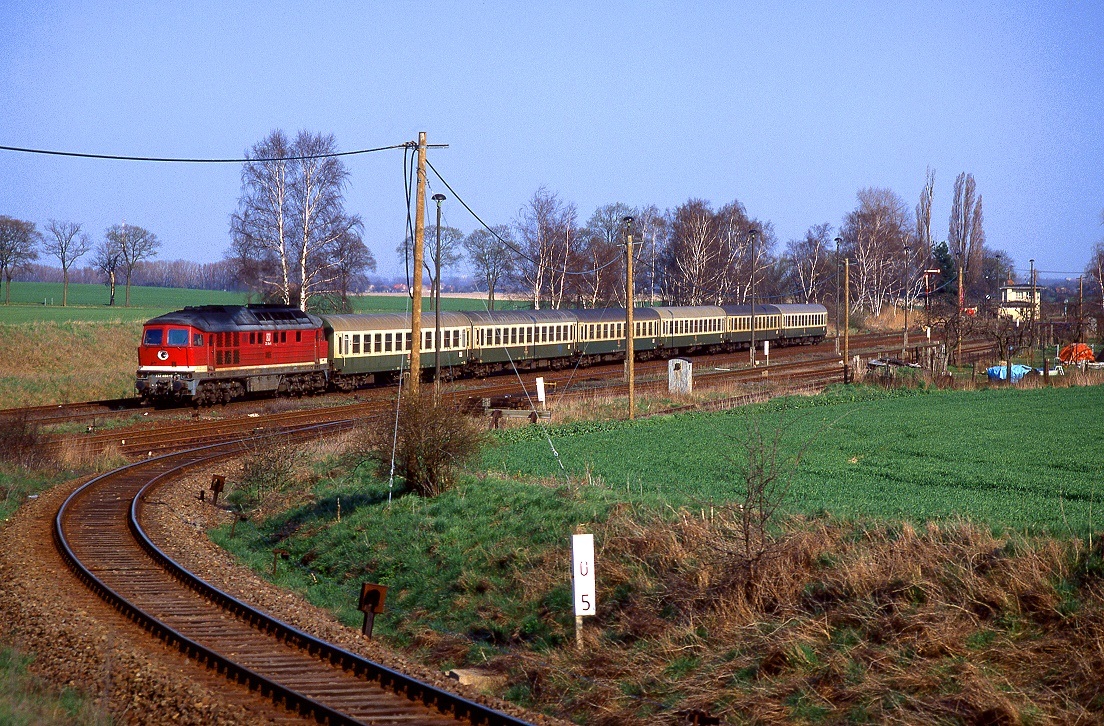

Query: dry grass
483;510;1104;724
0;321;140;408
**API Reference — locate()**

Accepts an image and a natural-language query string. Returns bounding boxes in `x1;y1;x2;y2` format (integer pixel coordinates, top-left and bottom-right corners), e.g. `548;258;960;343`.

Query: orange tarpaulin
1058;343;1096;363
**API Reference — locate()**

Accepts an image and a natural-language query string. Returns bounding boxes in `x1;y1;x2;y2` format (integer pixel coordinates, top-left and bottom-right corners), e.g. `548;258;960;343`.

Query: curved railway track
54;422;532;725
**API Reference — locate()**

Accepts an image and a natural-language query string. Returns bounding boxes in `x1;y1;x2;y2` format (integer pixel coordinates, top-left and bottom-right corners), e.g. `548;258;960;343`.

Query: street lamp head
623;215;634;225
431;193;446;203
834;236;842;245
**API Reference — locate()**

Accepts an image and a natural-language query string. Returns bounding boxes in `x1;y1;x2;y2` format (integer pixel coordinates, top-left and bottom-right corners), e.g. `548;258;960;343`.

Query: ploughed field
214;383;1104;724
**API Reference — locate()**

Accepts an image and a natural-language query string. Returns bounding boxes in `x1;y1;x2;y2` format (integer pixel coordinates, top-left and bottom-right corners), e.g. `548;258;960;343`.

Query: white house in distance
998;285;1041;323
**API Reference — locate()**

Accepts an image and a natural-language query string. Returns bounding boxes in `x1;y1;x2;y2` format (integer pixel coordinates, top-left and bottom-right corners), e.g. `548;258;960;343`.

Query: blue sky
2;1;1102;281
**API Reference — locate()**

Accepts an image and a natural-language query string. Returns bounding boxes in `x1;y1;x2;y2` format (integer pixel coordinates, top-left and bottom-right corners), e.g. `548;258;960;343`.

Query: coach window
383;333;392;352
352;334;361;354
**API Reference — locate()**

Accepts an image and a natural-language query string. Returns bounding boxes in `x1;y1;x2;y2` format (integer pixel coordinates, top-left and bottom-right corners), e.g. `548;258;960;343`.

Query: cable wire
0;143;408;163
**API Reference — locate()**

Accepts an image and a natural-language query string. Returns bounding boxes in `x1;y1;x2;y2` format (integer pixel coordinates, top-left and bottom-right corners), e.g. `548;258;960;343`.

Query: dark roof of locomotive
144;305;323;332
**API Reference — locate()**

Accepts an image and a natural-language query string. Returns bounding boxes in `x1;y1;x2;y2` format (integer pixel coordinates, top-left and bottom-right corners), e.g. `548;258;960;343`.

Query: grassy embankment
212;383;1104;723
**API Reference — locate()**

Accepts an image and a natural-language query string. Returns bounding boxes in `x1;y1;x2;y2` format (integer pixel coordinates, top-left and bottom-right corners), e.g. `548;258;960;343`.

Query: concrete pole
624;217;635;420
749;228;758;366
844;259;850;381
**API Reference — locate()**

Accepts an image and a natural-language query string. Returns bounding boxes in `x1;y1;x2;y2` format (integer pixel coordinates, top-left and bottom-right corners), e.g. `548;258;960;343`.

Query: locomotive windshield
167;329;189;346
143;328;163;345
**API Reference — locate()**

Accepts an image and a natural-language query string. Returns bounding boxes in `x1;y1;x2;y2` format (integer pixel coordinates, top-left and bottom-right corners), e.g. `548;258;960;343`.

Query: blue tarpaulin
986;364;1032;382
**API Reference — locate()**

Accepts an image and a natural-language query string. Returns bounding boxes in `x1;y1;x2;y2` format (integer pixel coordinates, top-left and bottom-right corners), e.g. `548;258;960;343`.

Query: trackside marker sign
572;534;596;617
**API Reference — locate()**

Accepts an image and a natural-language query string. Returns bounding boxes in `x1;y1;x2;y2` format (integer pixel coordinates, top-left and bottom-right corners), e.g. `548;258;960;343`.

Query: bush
0;413;51;470
363;390;486;497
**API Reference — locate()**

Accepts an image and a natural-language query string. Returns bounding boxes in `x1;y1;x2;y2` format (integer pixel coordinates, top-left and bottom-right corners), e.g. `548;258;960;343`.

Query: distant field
0;282;520;325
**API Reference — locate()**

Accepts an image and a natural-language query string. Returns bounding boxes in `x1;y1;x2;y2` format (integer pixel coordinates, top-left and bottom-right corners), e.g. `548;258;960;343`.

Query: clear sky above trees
1;1;1101;281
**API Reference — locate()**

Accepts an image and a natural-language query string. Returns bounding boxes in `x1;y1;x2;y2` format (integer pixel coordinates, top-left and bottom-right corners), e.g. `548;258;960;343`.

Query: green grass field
0;281;522;325
486;385;1103;533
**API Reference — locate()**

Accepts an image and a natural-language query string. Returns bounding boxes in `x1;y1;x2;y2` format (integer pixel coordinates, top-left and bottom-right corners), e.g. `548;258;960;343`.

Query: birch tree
230;130;366;311
515;187;576;309
839;188;912;317
664;199;718;306
785;223;833;303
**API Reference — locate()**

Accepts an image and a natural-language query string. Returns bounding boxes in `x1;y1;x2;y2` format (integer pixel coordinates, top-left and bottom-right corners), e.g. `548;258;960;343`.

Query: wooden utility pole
843;259;850;381
624;217;635;420
408;132;427;396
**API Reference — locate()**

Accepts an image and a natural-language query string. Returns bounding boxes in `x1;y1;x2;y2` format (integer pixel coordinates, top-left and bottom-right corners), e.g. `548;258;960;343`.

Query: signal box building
997;285;1040;323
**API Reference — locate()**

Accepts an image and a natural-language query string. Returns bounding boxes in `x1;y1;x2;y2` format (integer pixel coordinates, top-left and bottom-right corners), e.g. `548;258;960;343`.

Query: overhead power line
0;143;408;163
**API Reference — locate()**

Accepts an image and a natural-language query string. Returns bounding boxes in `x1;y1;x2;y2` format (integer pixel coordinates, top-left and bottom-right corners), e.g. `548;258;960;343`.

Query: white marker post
763;339;769;367
572;533;596;651
536;376;546;410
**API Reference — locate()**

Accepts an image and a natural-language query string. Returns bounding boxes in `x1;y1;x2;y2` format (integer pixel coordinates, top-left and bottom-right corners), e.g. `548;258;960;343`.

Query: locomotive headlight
157;350;169;361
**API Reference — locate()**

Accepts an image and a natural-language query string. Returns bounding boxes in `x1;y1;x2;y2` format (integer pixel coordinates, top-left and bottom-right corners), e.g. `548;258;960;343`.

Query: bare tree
839;188;912;317
785;222;833;303
1087;239;1104;316
949;172;986;303
634;204;667;305
915;168;935;265
397;224;463;311
105;223;160;306
331;230;376;311
0;216;40;304
463;225;515;311
43;220;92;306
514;186;576;309
230;130;366;311
715;200;753;304
664;199;719;306
230;130;293;304
93;238;122;306
289;131;363;312
579;203;633;307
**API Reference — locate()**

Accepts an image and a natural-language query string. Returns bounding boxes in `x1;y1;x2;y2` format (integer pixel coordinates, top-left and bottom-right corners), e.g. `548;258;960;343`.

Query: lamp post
749;228;759;366
432;193;446;393
623;215;635;420
834;236;842;355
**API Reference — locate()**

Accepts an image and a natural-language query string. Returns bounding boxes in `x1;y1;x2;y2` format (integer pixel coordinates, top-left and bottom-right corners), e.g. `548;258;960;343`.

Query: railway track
54;422;532;725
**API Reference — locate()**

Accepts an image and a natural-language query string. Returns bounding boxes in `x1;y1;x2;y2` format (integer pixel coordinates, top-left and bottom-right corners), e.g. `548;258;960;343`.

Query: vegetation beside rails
0;320;140;408
0;647;107;725
211;384;1104;723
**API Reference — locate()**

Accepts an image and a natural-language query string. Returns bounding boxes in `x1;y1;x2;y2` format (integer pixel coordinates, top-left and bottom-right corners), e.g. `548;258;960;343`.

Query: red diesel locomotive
136;305;329;405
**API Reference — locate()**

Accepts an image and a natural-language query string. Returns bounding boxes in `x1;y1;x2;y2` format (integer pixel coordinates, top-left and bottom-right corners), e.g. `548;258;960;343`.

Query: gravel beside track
1;468;559;725
0;478;299;724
